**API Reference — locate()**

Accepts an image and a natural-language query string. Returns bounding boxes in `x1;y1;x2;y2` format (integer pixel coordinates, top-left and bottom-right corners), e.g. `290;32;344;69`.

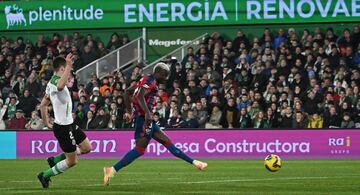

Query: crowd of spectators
0;25;359;130
0;32;130;129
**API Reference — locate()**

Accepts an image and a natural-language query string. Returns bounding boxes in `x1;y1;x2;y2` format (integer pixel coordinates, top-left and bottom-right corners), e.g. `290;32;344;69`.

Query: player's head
53;57;66;74
153;62;170;83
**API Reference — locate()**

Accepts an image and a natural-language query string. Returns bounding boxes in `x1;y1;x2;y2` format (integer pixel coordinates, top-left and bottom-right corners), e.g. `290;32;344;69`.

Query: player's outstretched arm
40;96;52;129
57;53;74;91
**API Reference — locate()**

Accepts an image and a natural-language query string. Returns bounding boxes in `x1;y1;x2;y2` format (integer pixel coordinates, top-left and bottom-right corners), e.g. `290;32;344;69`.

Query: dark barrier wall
1;130;359;160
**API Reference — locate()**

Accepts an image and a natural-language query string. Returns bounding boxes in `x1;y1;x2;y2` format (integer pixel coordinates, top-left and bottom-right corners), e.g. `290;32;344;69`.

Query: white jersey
46;75;73;125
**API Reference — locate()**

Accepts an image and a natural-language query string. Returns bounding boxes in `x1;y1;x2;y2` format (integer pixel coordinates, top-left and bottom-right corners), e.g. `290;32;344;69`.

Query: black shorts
53;123;87;153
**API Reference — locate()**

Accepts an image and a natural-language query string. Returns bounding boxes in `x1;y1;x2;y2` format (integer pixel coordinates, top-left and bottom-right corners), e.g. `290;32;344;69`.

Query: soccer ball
264;154;282;172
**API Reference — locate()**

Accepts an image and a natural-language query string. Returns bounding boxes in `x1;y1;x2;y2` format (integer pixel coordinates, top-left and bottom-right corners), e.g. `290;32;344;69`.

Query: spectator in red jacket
8;109;27;129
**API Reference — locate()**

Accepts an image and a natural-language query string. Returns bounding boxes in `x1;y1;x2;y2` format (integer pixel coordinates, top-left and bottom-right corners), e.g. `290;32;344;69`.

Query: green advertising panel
122;0;360;27
1;0;360;31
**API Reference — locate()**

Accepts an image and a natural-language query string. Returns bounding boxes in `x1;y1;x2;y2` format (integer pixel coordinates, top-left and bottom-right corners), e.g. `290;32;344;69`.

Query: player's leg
38;151;78;187
37;124;79;188
152;129;208;170
73;125;92;154
113;137;149;171
103;116;150;186
103;137;149;186
47;126;91;167
77;137;92;153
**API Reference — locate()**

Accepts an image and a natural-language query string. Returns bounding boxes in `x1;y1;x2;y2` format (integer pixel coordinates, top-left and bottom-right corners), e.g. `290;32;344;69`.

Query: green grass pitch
0;159;359;194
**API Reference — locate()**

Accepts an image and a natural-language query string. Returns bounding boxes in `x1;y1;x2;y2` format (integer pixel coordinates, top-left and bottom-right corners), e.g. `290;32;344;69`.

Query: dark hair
53;57;66;71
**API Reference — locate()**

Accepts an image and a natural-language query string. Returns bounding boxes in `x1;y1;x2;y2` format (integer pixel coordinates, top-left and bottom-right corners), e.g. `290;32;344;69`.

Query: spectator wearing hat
88;103;97;113
8;109;27;129
89;86;103;107
341;112;355;128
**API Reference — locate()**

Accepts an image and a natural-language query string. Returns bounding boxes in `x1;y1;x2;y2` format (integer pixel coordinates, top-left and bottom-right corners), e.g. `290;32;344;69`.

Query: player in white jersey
37;53;92;188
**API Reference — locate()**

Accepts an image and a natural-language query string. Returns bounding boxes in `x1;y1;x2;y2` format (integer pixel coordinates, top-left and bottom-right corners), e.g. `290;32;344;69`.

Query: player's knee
135;146;146;155
82;144;92;154
164;140;173;148
66;158;78;167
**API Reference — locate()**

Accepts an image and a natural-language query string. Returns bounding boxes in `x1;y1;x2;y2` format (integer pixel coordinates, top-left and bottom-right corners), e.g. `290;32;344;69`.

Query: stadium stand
0;26;360;130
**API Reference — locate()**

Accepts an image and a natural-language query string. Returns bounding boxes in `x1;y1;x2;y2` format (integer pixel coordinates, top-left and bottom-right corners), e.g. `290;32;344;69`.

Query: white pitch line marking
0;175;359;190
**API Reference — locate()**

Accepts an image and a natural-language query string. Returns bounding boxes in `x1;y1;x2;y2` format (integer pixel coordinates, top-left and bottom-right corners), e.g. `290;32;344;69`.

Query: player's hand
65;53;74;67
145;112;153;126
